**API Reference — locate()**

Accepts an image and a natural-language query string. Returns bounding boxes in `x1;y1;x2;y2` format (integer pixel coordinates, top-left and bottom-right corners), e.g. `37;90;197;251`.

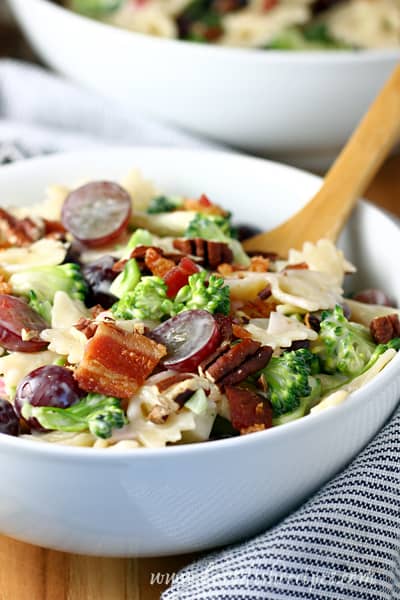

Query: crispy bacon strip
144;248;176;278
225;386;273;434
74;322;167;399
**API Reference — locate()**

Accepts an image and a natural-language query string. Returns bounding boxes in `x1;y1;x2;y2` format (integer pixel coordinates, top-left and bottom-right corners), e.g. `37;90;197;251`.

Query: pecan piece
258;285;272;300
370;314;400;344
239;298;277;319
250;256;270;273
225;386;272;434
173;238;233;269
206;339;260;382
75;318;98;339
219;346;273;387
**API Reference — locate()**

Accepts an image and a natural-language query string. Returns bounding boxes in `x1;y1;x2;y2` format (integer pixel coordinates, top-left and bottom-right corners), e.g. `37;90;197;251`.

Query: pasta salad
69;0;400;50
0;169;399;449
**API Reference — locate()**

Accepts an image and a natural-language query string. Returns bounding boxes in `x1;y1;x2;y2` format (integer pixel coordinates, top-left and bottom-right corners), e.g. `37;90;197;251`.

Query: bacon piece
145;248;175;278
74;322;167;399
206;339;260;382
0;208;44;247
219;346;273;387
225;386;272;434
239;298;278;319
370;314;400;344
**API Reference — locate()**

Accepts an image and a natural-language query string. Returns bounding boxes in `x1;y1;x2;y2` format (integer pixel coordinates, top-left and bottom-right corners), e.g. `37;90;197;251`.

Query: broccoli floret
71;0;122;18
360;337;400;374
262;348;317;418
147;195;183;214
127;228;154;250
21;393;127;439
109;258;141;299
315;305;376;377
10;264;87;313
185;213;249;266
27;290;52;324
112;276;174;321
174;271;230;315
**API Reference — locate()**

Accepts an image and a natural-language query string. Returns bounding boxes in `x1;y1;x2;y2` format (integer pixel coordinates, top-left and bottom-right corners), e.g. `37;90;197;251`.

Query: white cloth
0;59;220;159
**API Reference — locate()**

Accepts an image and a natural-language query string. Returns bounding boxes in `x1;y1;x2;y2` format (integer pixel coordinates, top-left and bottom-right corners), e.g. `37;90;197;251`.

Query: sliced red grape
151;310;221;372
353;289;395;307
0;295;48;352
62;181;132;247
14;365;82;431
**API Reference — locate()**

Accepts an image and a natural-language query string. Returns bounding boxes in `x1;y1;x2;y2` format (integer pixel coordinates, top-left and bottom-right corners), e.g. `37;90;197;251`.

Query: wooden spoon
243;64;400;256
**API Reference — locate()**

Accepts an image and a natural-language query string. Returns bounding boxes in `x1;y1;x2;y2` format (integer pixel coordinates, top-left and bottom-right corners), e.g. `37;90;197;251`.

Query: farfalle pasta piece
0;239;67;273
345;298;400;328
287;239;356;286
244;312;318;350
266;270;343;312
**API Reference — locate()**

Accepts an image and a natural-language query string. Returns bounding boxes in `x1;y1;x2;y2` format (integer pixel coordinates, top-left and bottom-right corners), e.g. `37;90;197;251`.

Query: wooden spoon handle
293;64;400;243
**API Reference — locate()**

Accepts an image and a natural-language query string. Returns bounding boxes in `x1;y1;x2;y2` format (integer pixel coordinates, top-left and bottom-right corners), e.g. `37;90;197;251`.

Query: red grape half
62;181;132;247
151;310;221;372
0;295;48;352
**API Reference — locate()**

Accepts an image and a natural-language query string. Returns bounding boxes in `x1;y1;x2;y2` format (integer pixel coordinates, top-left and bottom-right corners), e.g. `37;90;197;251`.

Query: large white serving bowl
0;148;399;557
8;0;400;168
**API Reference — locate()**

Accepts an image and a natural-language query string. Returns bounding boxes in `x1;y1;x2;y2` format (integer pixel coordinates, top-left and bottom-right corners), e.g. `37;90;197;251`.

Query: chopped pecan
75;318;98;339
145;248;175;278
219;346;273;387
225;386;272;434
370;314;400;344
90;304;106;319
155;373;192;393
74;322;167;399
198;342;231;374
217;263;235;276
206;339;260;382
250;256;270;273
173;238;233;269
258;285;272;300
0;208;45;247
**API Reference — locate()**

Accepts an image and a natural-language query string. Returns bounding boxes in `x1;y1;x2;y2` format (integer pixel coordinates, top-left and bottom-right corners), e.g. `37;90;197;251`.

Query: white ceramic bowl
0;147;399;557
8;0;400;169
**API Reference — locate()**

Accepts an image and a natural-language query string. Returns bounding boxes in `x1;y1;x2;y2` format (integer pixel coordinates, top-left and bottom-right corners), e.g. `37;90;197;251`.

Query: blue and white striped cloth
163;406;400;599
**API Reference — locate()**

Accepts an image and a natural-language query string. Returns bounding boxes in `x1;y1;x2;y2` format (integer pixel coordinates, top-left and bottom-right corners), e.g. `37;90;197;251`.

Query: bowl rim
0;146;399;461
21;0;400;64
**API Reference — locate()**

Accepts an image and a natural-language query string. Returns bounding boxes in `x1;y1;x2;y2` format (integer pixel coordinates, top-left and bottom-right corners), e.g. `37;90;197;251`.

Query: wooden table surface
1;17;399;600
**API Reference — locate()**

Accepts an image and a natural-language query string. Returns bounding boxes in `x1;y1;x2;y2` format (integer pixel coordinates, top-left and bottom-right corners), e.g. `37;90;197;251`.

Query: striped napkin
163;405;400;599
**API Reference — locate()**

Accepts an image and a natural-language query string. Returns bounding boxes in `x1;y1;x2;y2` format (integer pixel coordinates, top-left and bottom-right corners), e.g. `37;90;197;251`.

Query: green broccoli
10;264;87;314
112;276;174;321
174;271;230;315
261;348;319;420
147;195;183;214
21;393;127;439
71;0;122;17
109;258;141;299
27;290;52;324
315;305;377;377
126;228;154;251
185;213;249;266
